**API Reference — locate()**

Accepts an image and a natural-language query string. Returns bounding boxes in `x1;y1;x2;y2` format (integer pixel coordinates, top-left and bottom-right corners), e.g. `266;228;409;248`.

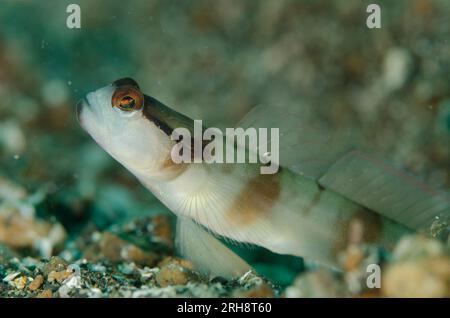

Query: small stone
36;289;53;298
88;263;106;273
0;206;66;257
393;235;444;260
118;263;137;275
237;270;264;288
85;232;158;266
87;288;103;298
138;267;158;281
67;264;81;276
429;217;449;242
28;275;44;291
382;256;450;297
2;272;20;283
232;271;275;298
382;235;450;297
43;257;68;276
58;274;82;298
233;283;274;298
120;244;157;265
158;257;194;269
155;263;198;287
13;276;28;290
210;276;228;285
48;270;73;283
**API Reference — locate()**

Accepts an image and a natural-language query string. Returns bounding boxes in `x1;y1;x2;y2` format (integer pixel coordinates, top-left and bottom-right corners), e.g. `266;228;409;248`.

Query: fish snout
76;98;88;124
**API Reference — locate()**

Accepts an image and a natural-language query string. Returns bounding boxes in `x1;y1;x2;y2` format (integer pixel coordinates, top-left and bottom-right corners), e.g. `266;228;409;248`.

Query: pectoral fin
176;217;253;279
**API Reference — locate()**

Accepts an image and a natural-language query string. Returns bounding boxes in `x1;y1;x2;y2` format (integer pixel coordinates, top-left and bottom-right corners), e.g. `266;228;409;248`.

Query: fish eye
112;86;144;112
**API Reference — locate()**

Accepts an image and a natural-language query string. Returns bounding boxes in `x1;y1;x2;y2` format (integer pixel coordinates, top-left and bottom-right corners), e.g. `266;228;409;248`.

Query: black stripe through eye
142;95;174;136
112;78;140;89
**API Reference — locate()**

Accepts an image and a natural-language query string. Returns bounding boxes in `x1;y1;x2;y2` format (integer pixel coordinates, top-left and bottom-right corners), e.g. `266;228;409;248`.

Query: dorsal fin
237;102;357;180
318;150;450;232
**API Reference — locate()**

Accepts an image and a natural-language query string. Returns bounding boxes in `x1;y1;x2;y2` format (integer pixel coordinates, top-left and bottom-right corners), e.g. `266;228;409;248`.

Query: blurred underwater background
0;0;449;297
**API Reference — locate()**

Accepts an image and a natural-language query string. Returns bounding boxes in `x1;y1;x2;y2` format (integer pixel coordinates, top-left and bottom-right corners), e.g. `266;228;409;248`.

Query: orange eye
112;86;144;111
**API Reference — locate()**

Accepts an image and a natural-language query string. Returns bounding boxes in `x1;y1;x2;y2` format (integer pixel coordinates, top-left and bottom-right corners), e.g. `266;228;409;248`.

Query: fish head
77;78;173;175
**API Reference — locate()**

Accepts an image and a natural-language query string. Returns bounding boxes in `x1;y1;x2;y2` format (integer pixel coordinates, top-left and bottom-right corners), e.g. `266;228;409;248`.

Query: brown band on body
159;153;189;181
226;172;281;226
